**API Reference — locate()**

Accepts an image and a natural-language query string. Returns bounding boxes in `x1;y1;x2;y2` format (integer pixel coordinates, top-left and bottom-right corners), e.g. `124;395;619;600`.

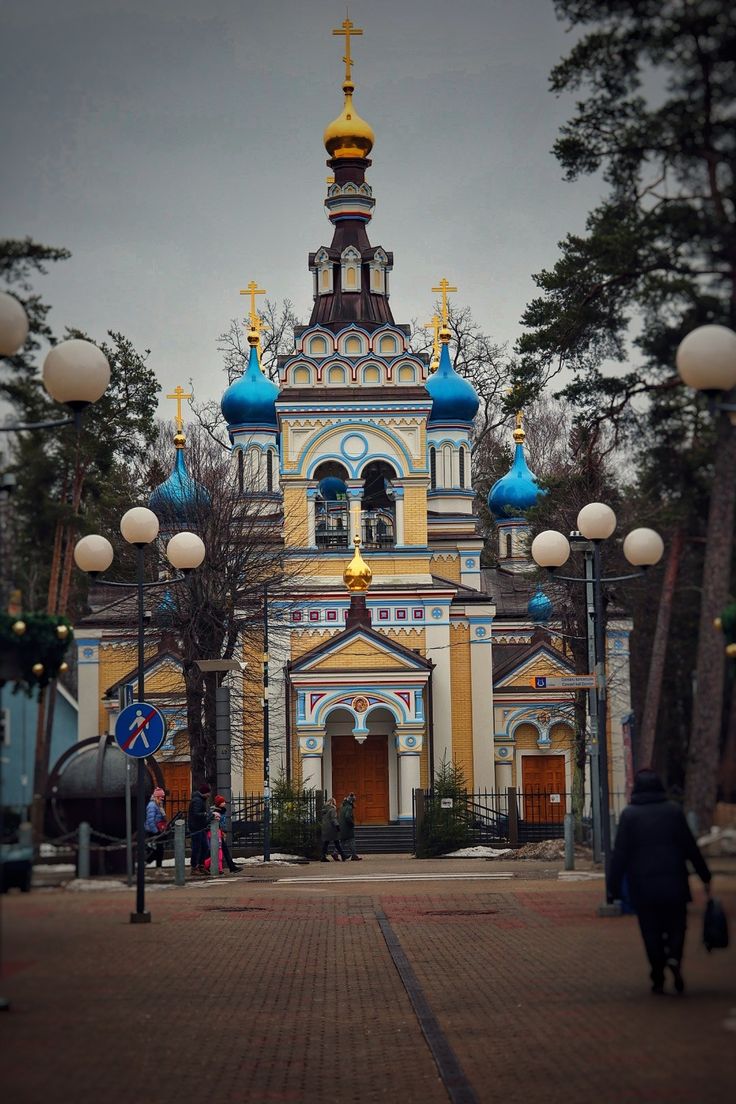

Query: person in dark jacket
213;794;241;873
187;783;211;874
321;798;345;862
608;769;711;994
339;793;362;861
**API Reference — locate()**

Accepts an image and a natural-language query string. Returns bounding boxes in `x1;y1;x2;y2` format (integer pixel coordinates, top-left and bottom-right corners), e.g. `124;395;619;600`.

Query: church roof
425;341;479;424
288;621;433;674
221;342;279;430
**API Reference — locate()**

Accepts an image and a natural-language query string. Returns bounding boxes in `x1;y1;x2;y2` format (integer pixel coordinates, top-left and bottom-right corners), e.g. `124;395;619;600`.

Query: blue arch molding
302;423;419;477
311;693;408;728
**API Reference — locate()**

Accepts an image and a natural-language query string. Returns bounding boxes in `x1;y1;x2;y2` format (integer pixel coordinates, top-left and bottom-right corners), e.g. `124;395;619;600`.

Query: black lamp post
74;511;205;922
531;505;664;883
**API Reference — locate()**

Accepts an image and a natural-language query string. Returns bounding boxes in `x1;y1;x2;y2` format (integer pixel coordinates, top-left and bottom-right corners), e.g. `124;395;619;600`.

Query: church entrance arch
326;706;395;824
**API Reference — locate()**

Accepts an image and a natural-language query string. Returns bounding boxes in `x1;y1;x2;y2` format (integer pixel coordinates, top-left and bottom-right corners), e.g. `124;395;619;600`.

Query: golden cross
166;386;192;433
425;314;441;368
332;16;363;83
515;410;524;432
431;277;458;328
239;280;266;330
326;175;335;185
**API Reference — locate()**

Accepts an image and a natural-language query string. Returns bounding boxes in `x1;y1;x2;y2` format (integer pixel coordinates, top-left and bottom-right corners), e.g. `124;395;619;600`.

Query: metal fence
161;789;321;857
414;788;631;853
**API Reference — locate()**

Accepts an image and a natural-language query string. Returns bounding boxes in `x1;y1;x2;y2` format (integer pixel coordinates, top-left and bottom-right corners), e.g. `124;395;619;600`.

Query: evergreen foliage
415;754;472;858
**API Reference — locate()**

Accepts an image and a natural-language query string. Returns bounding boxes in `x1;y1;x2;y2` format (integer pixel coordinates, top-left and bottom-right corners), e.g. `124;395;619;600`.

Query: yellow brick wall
317;644;408;671
241;637;264;792
449;622;474;787
301;554;432;578
430;554;460;582
290;630;333;661
385;628;425;653
282;484;308;546
403;485;427;545
98;642;162;734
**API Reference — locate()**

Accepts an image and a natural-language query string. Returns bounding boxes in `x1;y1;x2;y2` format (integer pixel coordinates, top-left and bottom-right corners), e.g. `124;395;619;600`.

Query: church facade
75;21;633;824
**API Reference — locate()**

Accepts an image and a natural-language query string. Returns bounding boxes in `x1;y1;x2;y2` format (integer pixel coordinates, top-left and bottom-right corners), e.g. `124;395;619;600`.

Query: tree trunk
185;664;207;789
685;407;736;832
638;526;684;769
719;674;736;803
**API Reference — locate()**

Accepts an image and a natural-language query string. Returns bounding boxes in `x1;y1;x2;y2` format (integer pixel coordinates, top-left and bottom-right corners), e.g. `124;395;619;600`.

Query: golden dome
173;431;186;449
343;535;373;592
324;81;375;160
512;410;526;444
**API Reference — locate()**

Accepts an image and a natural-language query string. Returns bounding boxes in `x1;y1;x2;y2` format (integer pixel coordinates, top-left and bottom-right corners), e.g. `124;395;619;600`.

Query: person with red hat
213;795;241;873
188;783;212;874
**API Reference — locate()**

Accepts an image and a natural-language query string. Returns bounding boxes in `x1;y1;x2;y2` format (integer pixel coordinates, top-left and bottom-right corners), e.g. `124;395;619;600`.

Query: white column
469;612;495;790
306;482;317;547
397;754;420;821
394;486;405;547
298;735;324;792
426;618;452;772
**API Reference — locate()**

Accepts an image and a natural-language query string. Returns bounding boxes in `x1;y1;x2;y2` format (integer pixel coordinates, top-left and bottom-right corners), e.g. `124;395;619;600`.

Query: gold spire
324;18;375;160
513;409;526;444
240;280;266;331
432;278;457;343
166;385;192;448
343;535;372;593
425;314;441;372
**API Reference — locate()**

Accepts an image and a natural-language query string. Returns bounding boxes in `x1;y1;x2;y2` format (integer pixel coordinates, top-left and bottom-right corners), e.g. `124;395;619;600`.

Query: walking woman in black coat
608;769;711;995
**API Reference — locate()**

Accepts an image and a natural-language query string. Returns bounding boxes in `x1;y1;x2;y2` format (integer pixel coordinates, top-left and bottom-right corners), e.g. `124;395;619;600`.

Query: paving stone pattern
2;860;734;1104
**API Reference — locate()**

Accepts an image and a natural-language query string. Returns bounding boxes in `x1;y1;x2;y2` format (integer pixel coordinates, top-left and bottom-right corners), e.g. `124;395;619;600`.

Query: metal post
174;819;186;886
131;545;150;923
209;814;220;874
564;813;575;871
125;758;133;887
585;549;602;862
263;582;271;863
592;543;612;878
507;786;519;848
78;821;91;879
215;686;232;858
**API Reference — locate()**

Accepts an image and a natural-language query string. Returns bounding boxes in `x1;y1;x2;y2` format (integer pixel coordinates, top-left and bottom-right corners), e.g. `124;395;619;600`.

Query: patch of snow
66;879;125;892
37;864;76;873
445;845;512;859
239;853;303;865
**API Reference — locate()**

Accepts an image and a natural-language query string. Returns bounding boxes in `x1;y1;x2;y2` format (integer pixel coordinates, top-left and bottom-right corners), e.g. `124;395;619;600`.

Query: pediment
292;627;430;675
495;644;574;690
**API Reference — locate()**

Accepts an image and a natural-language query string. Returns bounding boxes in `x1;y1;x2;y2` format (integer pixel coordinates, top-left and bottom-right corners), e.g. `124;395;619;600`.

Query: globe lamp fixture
622;528;665;568
676;324;736;393
166;532;206;572
577;502;617;542
43;338;111;409
531;530;570;569
120;507;160;546
73;534;114;576
0;291;30;356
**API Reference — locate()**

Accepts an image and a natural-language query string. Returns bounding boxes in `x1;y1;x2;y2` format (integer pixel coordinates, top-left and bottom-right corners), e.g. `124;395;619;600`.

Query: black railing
161;789;321;858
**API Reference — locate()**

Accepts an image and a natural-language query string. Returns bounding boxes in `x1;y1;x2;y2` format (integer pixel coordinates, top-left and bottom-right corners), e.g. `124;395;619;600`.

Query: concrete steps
354;824;414;854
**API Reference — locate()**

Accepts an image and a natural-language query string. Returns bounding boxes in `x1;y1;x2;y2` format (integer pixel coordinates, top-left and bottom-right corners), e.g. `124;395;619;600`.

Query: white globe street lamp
577;502;617;541
623;528;665;568
43;338;111;409
73;512;206;923
166;531;206;571
676;324;736;393
120;507;160;546
530;530;570;569
0;292;30;356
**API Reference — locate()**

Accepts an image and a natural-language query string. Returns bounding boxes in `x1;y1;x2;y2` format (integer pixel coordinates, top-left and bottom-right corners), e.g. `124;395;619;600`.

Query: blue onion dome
318;476;347;501
425;340;479;424
149;433;210;523
155;587;177;626
488;420;543;519
221;341;279;429
528;588;553;623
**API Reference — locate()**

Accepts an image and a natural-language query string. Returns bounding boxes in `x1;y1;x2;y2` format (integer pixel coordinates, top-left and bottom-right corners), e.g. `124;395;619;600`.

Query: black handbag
703;898;729;952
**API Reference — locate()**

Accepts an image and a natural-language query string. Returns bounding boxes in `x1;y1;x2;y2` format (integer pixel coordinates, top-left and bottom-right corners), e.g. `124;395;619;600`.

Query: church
75;20;633;826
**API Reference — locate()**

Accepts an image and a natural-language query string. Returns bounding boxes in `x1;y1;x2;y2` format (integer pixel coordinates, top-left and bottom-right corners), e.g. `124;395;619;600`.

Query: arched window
378;335;397;355
429;447;437;490
505;533;512;559
293;366;311;385
266;450;274;492
458;448;466;489
398;365;415;383
328;365;346;385
345;335;363;355
309;337;327;357
237;449;244;494
362;365;380;384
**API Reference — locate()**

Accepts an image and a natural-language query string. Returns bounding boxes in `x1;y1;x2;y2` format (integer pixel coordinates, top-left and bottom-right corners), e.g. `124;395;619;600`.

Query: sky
1;0;604;420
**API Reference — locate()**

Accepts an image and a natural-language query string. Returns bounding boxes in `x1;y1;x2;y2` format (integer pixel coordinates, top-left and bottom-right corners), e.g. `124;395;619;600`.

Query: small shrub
416;755;472;858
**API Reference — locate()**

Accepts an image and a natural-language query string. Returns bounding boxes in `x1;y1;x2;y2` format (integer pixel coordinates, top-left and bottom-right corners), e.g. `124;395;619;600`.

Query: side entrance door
331;733;389;824
521;754;566;824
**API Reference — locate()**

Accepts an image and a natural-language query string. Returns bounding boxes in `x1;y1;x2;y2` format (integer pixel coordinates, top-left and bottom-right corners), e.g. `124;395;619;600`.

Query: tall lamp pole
675;324;736;832
1;293;110;1011
531;506;664;883
74;515;205;922
263;582;271;863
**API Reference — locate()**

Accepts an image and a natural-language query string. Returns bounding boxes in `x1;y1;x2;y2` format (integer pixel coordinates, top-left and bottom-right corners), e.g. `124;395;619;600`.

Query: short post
507;786;519;848
413;787;425;854
78;821;91;879
564;813;575;871
174;819;186;886
18;821;32;849
125;758;133;887
209;818;220;875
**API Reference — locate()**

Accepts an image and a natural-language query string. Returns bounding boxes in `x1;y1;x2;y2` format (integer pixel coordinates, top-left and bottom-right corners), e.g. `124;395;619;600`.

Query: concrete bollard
564;813;575;871
210;821;220;875
18;821;32;849
174;820;186;886
78;821;91;879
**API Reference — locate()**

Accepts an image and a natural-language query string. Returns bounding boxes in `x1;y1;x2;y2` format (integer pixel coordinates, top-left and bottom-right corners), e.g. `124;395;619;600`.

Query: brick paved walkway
2;858;734;1104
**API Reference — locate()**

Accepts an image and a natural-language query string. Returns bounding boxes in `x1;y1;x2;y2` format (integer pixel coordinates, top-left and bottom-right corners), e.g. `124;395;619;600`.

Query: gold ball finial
56;623;70;640
512;410;526;444
714;617;723;631
173;431;186;449
726;643;736;658
12;620;26;636
343;535;373;593
58;661;69;673
32;663;44;677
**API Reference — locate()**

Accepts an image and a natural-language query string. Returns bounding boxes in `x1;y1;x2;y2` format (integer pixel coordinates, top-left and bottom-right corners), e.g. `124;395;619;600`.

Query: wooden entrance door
331;733;389;824
159;763;191;820
521;755;566;824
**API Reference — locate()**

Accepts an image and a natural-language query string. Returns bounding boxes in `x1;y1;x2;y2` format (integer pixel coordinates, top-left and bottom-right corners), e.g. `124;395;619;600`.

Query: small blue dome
488;443;543;518
318;476;347;501
528;588;553;623
221;344;279;429
149;446;209;523
425;342;479;424
155;588;176;626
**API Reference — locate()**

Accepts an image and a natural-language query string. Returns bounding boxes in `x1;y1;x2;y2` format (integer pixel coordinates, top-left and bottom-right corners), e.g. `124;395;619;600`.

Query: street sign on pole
533;674;595;689
114;702;166;758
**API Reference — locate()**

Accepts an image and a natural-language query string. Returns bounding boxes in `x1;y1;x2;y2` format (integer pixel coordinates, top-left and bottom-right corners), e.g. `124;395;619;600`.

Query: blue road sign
115;701;166;758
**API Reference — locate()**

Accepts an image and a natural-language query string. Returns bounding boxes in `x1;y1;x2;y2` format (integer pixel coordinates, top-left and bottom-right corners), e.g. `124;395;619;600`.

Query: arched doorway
327;707;394;823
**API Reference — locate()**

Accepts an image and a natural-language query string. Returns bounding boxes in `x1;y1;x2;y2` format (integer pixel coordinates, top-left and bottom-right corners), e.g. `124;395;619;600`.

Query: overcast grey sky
1;0;602;417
